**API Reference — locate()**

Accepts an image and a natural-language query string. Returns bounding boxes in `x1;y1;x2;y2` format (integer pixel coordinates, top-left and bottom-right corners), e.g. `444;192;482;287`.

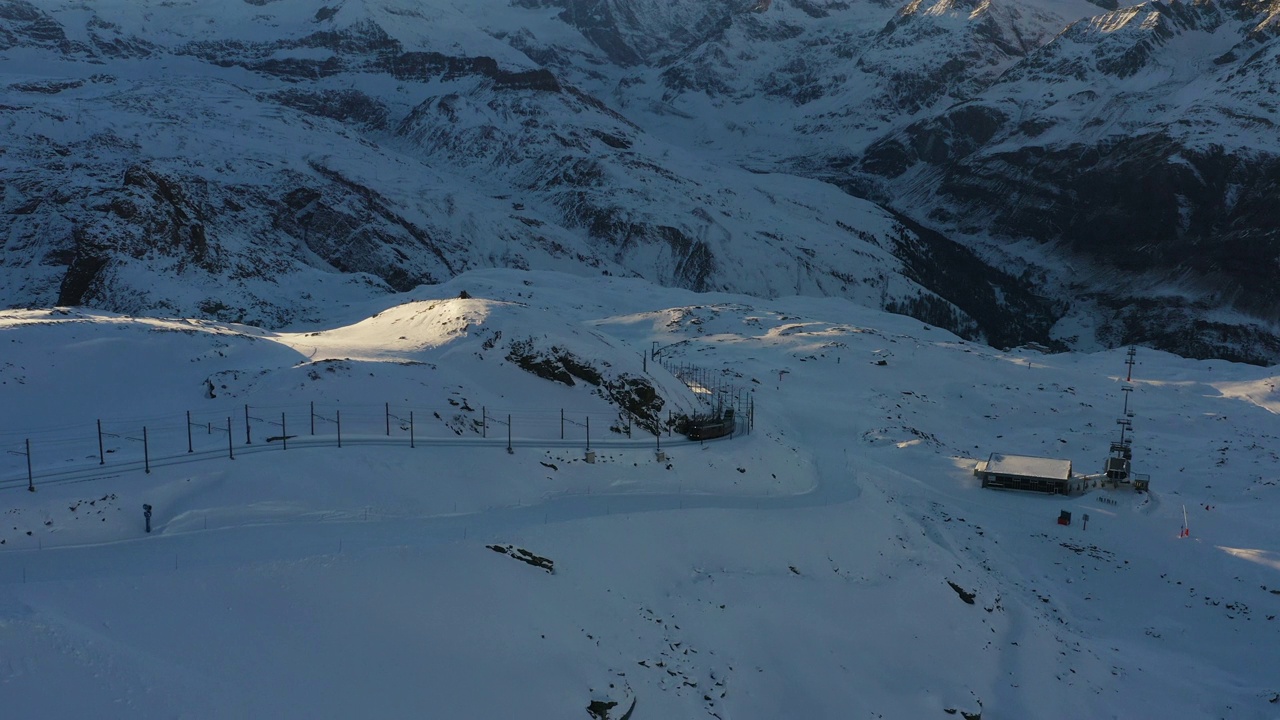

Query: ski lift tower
1106;417;1133;482
1105;349;1149;491
1105;381;1136;483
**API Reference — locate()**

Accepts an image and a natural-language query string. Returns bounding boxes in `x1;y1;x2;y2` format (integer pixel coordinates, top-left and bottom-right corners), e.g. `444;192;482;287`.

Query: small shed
975;453;1075;495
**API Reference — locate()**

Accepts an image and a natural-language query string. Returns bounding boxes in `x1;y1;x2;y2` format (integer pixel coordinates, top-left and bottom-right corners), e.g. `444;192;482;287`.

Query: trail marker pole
560;408;564;440
228;417;234;459
410;411;415;449
98;419;105;464
186;411;193;453
311;401;316;435
25;439;33;492
508;414;512;454
385;402;391;436
482;406;487;438
245;404;251;445
337;410;342;448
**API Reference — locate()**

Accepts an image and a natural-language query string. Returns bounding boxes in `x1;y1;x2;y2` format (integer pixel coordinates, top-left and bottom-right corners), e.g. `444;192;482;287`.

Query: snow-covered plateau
1;269;1277;719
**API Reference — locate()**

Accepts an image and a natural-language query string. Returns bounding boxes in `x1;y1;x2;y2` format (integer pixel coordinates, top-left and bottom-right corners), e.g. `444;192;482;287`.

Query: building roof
984;453;1072;481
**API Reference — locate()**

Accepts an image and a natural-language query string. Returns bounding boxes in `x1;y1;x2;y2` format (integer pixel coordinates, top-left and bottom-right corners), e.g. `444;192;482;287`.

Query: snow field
1;269;1278;719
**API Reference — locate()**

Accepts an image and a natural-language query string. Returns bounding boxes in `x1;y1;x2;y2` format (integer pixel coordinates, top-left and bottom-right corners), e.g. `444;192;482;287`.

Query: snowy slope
1;269;1278;719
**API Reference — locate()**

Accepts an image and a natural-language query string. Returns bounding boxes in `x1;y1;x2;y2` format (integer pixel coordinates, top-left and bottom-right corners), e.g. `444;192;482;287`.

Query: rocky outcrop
0;0;72;52
266;89;390;130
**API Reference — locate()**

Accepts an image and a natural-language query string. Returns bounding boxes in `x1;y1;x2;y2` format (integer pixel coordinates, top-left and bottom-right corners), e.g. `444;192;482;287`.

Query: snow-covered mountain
855;0;1280;362
1;0;1277;362
471;0;1280;363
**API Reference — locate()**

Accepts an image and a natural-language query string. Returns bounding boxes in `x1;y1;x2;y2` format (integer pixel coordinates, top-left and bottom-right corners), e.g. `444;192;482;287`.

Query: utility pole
9;439;35;492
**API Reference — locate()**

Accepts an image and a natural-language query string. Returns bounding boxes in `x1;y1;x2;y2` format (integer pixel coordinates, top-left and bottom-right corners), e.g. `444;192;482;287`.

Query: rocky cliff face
2;0;1277;362
853;0;1280;361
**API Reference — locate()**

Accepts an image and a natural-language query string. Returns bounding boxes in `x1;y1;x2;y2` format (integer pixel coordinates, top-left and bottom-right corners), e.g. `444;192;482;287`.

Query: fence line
657;357;754;434
0;399;740;494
